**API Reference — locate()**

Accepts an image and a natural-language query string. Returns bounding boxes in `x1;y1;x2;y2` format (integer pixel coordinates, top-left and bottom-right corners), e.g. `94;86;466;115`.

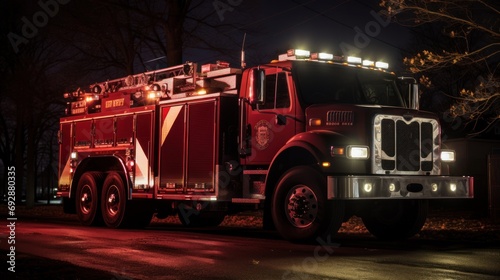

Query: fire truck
57;49;473;242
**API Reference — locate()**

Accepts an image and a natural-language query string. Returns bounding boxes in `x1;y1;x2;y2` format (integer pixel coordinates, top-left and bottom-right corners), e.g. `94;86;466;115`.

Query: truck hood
305;104;439;141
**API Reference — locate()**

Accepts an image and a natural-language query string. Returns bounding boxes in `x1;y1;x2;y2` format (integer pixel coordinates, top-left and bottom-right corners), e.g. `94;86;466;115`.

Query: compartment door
159;104;186;193
186;100;217;192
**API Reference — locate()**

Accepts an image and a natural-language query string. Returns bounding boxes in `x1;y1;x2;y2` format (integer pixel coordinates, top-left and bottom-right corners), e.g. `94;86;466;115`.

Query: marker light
347;56;362;64
431;183;438;192
330;147;345;156
346;145;369;159
85;94;100;102
441;150;455;162
450;183;457;192
322;162;331;167
375;61;389;69
147;91;161;99
126;159;135;171
70;151;78;160
196;88;208;95
363;183;373;192
309;118;322;126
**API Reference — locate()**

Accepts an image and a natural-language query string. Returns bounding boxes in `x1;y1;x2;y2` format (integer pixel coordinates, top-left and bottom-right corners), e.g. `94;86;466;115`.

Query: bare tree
1;1;71;206
104;0;253;67
380;0;500;134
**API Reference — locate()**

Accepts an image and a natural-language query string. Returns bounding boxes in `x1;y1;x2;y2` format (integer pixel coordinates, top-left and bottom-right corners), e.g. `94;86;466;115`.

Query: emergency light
362;60;374;67
311;52;333;61
347;56;362;64
287;49;310;58
278;49;390;70
375;61;389;69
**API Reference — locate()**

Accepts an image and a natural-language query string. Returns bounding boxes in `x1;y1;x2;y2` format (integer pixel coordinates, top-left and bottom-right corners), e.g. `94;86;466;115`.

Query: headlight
346;145;370;159
441;150;455;162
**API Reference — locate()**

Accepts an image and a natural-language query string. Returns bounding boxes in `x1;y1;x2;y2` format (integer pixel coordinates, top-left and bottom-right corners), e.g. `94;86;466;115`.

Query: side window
260;72;290;109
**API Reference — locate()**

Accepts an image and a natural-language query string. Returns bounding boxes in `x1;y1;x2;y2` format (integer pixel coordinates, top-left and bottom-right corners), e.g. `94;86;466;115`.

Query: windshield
292;61;405;107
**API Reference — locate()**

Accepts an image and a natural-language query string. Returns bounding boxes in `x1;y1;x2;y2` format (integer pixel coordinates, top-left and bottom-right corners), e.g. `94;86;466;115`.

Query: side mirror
249;68;265;106
398;77;419;110
409;83;419;110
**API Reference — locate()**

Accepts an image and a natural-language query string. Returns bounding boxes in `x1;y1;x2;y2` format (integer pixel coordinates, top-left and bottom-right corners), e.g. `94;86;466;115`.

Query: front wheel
361;200;428;240
271;166;344;243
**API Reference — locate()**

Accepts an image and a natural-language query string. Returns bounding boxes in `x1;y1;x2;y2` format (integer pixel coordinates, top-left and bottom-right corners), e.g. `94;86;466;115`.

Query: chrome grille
373;115;439;175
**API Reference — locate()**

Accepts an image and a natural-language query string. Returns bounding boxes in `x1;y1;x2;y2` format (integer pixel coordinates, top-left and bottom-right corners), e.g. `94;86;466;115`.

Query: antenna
241;33;247;69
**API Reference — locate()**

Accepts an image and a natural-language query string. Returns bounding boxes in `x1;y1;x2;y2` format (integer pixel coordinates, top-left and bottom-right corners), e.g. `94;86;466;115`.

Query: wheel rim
79;184;93;215
285;184;318;228
105;184;120;217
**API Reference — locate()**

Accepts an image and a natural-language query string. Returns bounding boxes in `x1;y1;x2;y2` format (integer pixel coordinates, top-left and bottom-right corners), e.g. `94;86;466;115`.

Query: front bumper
327;175;473;199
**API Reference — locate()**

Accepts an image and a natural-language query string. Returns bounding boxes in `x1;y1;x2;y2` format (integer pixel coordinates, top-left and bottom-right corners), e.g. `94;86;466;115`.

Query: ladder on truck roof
89;62;197;94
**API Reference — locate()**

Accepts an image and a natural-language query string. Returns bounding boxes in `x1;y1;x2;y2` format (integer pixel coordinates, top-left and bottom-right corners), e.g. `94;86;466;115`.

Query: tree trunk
26;114;36;209
14;107;25;204
164;0;191;66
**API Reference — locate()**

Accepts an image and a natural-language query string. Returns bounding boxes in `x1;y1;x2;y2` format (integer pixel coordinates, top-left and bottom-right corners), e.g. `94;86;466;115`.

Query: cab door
241;68;298;165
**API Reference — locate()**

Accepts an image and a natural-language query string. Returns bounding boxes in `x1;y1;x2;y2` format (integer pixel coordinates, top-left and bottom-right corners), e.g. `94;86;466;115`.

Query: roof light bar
277;50;390;70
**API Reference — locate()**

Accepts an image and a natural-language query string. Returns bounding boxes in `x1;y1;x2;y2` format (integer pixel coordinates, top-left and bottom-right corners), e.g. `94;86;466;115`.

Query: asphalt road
2;219;500;280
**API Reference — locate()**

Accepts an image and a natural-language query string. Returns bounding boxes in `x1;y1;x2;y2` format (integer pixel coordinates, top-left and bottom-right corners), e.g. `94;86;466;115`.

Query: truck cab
238;50;472;241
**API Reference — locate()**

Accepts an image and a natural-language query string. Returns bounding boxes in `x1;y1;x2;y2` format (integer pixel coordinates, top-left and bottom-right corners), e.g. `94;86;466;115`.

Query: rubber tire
362;200;428;240
177;203;226;227
76;172;104;226
101;172;128;228
101;172;153;228
271;166;344;243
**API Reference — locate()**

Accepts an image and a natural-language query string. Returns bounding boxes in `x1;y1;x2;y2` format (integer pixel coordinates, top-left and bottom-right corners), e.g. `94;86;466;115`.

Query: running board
232;198;261;204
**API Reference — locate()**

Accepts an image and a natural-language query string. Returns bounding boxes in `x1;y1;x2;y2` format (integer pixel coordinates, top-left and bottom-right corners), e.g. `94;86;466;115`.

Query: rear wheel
101;172;153;228
101;172;126;228
271;166;344;243
362;200;428;240
76;172;104;226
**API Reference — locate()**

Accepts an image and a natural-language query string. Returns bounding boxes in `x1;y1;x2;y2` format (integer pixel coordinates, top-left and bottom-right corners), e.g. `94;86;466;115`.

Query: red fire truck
57;49;473;242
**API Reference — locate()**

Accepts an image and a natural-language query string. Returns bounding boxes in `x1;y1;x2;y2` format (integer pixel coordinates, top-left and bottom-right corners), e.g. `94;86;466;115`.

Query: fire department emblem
255;120;272;150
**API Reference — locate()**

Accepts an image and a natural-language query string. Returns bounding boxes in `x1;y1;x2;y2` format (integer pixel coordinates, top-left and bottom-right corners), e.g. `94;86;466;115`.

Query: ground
1;204;500;279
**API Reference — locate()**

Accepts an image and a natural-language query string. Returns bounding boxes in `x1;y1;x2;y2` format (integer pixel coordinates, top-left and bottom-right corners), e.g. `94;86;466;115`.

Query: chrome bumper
327;176;473;199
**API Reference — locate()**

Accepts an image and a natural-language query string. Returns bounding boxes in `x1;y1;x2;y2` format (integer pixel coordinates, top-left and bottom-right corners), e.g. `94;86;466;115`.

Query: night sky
183;0;411;72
